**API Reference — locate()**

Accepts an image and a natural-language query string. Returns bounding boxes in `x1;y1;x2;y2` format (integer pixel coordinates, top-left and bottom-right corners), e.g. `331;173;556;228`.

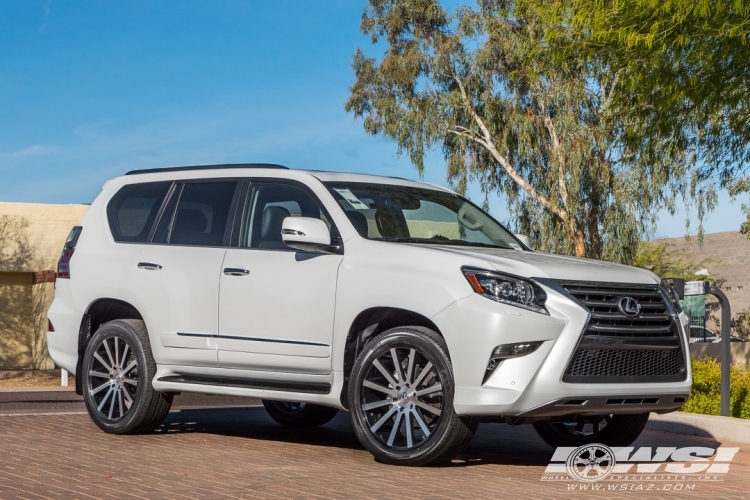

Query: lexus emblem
617;296;641;317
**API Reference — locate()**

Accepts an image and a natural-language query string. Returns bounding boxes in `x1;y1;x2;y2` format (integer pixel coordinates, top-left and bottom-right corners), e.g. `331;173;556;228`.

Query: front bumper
431;284;692;417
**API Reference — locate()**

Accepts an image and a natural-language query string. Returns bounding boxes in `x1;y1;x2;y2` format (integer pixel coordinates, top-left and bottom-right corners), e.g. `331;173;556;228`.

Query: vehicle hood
426;245;659;285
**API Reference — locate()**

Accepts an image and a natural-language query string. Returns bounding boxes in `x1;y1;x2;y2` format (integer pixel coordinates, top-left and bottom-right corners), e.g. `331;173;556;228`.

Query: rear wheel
82;319;172;434
348;326;478;466
262;400;339;427
532;413;649;448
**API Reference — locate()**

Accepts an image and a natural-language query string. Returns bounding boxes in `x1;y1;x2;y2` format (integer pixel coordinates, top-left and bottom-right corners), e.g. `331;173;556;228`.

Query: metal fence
686;315;716;343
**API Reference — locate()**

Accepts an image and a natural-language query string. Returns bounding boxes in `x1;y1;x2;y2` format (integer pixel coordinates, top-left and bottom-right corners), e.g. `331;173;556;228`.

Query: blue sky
0;0;745;239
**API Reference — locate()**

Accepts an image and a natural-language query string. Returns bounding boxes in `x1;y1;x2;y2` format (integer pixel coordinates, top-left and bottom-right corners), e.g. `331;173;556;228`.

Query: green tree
347;0;691;262
525;0;750;239
633;241;720;282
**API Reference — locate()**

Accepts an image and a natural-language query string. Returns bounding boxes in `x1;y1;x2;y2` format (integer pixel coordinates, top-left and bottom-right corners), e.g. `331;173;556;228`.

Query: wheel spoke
414;400;441;416
411;362;433;389
121;344;130;366
370;406;398;433
412;409;431;437
362;399;393;411
107;388;116;419
363;380;396;396
97;386;114;412
390;348;404;384
405;349;416;385
122;378;138;387
405;410;413;448
114;337;120;367
93;353;112;372
118;387;124;419
89;370;110;379
90;381;111;396
387;411;404;447
372;359;399;388
123;387;133;408
103;339;116;371
122;360;137;376
415;383;442;397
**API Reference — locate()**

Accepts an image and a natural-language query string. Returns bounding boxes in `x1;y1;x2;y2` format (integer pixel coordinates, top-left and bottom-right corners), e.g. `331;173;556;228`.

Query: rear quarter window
107;181;171;242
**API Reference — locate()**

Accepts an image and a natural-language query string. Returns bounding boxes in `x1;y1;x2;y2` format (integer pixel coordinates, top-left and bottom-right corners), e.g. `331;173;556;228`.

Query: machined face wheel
87;335;139;421
360;345;444;450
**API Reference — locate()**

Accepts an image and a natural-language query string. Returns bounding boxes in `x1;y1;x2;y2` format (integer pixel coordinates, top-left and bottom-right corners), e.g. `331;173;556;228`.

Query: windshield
325;182;524;250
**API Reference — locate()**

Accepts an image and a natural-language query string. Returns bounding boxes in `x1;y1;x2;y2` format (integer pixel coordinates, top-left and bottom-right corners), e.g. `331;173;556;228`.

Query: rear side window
162;181;238;246
107;182;171;243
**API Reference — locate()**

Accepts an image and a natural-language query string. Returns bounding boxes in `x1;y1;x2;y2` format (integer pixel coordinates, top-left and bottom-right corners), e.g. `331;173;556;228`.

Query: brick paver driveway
0;397;747;499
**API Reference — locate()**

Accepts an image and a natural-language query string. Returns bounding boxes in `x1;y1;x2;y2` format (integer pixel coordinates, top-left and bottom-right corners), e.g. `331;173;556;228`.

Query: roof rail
125;163;289;176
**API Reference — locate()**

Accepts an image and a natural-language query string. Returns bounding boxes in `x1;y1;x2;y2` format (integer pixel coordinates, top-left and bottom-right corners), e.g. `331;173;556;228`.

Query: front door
126;180;240;367
218;181;343;374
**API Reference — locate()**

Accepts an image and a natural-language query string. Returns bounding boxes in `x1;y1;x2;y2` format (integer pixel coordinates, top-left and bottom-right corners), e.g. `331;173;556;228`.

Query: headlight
661;279;683;314
462;267;548;315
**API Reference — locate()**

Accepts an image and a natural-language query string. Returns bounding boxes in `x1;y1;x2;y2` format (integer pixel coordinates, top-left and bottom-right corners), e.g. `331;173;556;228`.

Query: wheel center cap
395;387;415;408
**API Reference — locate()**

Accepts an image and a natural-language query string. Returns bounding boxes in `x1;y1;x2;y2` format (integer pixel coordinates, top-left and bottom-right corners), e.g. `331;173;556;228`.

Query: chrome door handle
137;262;162;271
223;268;250;276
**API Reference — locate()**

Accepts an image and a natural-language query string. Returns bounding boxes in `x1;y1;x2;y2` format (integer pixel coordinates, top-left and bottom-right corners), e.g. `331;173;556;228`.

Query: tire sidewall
82;320;151;433
349;329;457;463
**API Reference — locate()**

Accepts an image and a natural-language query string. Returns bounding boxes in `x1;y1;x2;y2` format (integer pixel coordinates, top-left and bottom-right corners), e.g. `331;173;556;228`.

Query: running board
157;375;331;394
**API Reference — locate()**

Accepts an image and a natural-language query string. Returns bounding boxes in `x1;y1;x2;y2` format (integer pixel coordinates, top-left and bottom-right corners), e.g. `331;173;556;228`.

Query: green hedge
681;357;750;419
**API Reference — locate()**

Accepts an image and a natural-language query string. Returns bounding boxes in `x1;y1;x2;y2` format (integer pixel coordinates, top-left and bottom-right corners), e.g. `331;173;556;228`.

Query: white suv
48;164;691;465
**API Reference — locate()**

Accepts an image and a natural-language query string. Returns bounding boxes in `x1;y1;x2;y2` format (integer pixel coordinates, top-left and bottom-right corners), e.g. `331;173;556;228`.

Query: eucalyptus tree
521;0;750;239
347;0;689;262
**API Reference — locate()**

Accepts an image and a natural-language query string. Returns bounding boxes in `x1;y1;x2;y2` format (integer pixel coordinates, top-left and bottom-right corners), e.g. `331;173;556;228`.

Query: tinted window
244;183;331;250
168;182;238;246
107;182;171;243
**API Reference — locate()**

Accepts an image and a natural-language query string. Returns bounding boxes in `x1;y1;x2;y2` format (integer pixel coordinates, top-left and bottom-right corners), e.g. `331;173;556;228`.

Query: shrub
682;357;750;419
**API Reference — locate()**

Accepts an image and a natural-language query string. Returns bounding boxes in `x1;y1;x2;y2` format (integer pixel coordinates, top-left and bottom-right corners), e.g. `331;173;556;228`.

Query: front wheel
82;319;172;434
348;326;478;466
532;413;649;448
262;400;339;427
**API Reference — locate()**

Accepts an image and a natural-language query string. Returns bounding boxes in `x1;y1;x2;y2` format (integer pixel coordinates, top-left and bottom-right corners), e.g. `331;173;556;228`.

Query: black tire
82;319;173;435
262;400;339;427
533;413;649;448
348;326;479;466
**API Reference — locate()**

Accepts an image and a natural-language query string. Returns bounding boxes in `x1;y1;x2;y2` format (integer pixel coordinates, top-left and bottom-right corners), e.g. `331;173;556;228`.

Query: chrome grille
560;283;673;337
557;281;687;383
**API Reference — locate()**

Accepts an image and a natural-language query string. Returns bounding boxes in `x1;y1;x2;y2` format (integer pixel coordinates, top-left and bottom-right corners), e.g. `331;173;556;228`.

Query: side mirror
514;234;531;249
281;217;339;254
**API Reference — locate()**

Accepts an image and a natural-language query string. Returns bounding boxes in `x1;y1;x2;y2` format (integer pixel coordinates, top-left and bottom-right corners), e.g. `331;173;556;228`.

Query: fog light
483;341;544;384
490;342;543;360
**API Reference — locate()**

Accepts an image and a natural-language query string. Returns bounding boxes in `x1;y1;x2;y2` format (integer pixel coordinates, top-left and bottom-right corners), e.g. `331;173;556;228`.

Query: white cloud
0;145;59;158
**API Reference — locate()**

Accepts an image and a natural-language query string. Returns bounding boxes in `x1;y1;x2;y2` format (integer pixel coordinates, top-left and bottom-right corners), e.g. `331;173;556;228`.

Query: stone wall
0;202;90;271
0;202;88;369
651;231;750;318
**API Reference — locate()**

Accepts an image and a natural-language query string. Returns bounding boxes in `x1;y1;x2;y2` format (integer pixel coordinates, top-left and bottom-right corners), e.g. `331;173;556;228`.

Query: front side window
325;182;522;250
157;181;238;246
243;182;332;250
107;181;171;243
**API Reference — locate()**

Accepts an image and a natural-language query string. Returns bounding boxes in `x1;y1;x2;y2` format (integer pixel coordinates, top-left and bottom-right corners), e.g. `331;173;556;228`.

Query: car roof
119;164;454;193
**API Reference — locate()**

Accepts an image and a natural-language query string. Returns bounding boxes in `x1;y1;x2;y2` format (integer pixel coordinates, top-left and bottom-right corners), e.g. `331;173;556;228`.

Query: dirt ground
0;370;69;388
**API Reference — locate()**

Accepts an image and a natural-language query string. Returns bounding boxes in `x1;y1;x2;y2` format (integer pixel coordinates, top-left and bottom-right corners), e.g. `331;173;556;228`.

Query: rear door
126;179;242;367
